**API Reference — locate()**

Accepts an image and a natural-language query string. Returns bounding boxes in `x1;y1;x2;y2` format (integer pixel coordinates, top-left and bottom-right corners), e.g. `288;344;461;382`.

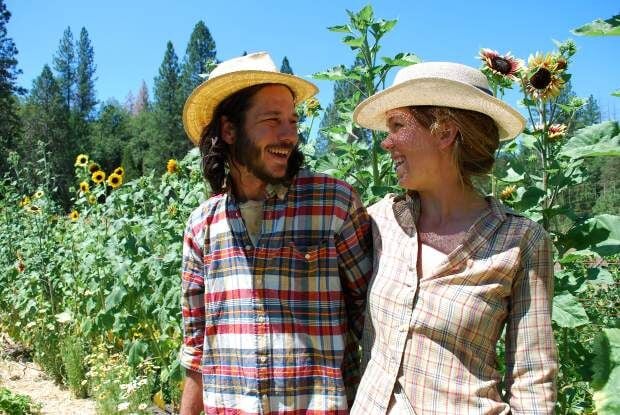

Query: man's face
232;84;299;184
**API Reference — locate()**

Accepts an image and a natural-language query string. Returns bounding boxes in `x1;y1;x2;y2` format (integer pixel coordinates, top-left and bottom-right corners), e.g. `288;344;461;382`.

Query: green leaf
498;168;524;183
312;66;348;81
559;121;620;159
573;15;620;36
552;292;590;328
104;285;127;312
612;89;620;97
327;24;352;33
343;35;364;49
381;53;421;67
127;340;148;366
560;214;620;254
592;329;620;414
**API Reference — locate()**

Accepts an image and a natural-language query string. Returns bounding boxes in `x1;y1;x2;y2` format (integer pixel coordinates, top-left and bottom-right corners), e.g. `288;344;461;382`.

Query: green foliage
179;21;217;100
311;4;419;202
75;27;97;119
0;387;41;415
280;56;293;74
53;27;75;110
591;328;620;414
560;121;620;159
60;333;88;398
573;14;620;36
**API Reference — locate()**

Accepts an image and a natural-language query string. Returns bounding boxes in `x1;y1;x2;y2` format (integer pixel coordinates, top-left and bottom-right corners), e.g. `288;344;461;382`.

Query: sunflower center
492;57;511;75
530;68;552;90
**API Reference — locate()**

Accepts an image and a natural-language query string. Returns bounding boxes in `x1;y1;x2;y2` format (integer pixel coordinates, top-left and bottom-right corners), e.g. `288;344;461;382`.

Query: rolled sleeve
505;226;558;414
180;217;206;373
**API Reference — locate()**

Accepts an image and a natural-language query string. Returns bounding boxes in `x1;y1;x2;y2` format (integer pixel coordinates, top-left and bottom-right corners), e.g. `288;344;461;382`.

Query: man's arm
180;369;204;415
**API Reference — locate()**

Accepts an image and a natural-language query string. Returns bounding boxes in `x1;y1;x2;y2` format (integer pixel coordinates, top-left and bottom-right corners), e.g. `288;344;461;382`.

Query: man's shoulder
293;169;355;195
186;193;227;227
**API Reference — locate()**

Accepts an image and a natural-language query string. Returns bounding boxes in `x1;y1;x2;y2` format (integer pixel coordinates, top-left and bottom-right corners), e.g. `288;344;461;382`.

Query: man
179;52;372;415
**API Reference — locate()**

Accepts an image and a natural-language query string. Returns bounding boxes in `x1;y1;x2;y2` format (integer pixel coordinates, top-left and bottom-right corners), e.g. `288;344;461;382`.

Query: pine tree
75;27;97;119
20;65;73;204
53;27;75;110
0;0;24;173
280;56;293;74
149;41;187;172
179;21;217;100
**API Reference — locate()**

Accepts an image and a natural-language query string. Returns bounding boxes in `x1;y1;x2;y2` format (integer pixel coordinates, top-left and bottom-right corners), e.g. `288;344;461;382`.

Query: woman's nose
381;134;394;150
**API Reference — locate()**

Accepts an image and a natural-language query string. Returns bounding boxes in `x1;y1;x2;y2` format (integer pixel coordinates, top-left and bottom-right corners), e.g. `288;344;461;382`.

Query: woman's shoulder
490;197;551;245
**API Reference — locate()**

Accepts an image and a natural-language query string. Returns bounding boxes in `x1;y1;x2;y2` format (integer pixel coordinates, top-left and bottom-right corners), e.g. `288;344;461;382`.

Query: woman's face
382;107;442;190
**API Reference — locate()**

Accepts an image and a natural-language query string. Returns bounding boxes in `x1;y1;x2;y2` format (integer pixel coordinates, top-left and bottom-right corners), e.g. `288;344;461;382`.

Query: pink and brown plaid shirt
351;193;557;415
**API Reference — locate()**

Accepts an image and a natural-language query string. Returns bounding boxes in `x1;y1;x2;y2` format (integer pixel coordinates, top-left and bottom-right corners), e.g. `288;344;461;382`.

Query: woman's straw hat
183;51;318;144
353;61;525;141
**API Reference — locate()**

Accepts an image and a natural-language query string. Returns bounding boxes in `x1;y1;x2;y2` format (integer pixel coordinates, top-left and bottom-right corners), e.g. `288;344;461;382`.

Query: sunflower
500;185;517;201
69;210;79;221
16;260;26;273
75;154;89;167
25;205;41;214
547;124;568;142
479;48;522;80
79;181;90;193
166;159;178;174
113;167;124;176
33;190;44;199
525;52;564;100
303;97;322;117
92;170;106;184
88;162;101;174
107;173;123;189
19;196;31;207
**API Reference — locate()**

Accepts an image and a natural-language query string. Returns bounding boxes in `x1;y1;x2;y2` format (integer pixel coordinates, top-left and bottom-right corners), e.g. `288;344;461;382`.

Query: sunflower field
1;5;619;415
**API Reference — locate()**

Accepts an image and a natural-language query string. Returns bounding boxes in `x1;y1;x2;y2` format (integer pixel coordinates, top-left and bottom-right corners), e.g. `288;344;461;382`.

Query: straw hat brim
183;70;318;145
353;77;525;141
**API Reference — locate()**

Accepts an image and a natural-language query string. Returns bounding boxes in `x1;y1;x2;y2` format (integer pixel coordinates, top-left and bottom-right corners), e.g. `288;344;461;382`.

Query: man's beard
231;129;299;186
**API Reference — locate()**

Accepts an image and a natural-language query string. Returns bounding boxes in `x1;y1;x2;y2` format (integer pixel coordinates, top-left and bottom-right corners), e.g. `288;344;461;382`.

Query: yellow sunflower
92;170;106;184
303;97;322;118
166;159;178;174
88;162;101;174
113;166;125;176
25;205;41;214
33;190;44;199
79;181;90;193
19;196;31;207
69;210;79;221
107;173;123;189
500;185;517;201
75;154;89;167
525;52;565;100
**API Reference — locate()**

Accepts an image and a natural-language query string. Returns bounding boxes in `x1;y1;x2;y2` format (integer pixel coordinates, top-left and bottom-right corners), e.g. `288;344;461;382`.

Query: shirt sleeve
505;224;557;414
335;188;373;403
179;213;206;373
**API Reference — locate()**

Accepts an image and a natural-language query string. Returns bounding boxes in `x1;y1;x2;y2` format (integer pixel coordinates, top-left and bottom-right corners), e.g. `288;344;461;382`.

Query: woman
350;62;557;414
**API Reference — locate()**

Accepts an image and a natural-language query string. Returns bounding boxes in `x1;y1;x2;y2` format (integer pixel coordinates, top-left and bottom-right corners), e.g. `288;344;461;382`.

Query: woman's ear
220;116;236;145
437;122;459;150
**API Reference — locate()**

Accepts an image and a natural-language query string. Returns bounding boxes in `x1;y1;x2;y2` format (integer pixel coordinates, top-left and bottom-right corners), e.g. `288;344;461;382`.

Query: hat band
475;86;493;96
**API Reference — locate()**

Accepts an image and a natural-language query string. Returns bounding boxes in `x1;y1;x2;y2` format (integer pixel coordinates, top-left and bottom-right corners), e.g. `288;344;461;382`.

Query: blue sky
6;0;620;122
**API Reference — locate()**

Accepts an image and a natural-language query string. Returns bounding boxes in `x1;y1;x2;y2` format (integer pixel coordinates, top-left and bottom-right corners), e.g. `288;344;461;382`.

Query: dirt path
0;334;96;415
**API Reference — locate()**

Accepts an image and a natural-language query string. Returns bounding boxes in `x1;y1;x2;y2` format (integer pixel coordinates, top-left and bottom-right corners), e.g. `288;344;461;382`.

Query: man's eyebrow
258;110;298;119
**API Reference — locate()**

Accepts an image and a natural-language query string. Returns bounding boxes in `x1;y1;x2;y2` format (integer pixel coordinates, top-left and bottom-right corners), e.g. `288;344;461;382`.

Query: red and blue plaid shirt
180;169;373;414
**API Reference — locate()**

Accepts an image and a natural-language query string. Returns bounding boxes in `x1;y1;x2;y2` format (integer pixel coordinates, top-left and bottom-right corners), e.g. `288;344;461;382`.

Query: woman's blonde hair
409;106;499;187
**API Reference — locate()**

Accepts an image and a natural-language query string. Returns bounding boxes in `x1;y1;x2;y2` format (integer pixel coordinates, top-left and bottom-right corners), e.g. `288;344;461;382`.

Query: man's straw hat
183;51;318;144
353;61;525;141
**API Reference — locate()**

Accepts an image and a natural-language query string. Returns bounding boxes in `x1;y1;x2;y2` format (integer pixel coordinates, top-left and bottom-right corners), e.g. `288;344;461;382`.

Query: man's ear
220;116;236;145
437;122;459;150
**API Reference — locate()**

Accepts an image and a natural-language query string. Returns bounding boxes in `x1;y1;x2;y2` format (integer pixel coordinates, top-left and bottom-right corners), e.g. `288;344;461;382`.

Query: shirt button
304;253;311;260
259;355;268;363
398;324;409;333
256;315;265;323
408;265;414;272
245;244;252;251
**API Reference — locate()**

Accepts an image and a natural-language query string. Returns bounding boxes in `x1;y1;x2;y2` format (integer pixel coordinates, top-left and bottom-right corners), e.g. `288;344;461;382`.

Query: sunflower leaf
559;121;620;159
552;292;590;328
591;329;620;414
573;15;620;36
612;89;620;97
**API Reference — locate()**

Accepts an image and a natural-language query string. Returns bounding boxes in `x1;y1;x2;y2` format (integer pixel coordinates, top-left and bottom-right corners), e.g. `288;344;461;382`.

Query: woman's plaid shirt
351;193;557;415
180;169;373;414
